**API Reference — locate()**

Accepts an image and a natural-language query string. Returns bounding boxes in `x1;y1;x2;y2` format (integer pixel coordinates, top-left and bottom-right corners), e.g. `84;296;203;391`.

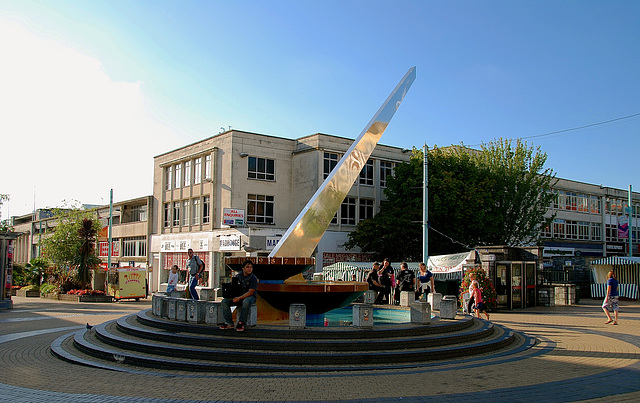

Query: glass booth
495;261;537;310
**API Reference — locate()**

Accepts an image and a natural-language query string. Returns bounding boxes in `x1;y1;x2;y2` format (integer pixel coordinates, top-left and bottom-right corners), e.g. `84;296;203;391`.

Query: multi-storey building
11;197;154;291
150;130;411;294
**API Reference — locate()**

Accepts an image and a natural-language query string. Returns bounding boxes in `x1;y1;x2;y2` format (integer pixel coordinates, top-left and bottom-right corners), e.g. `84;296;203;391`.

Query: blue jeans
165;285;175;295
188;276;199;300
221;295;256;324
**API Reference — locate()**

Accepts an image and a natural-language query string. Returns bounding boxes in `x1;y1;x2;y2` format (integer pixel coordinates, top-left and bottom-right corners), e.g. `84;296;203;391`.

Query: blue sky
1;1;639;218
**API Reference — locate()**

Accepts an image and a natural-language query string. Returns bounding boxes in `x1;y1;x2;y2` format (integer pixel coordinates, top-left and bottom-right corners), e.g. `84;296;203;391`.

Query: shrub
459;266;497;311
40;283;57;295
20;284;40;292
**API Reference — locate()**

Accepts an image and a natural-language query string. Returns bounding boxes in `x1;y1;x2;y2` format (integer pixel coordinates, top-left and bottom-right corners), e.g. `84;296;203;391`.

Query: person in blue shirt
602;270;619;325
415;262;434;301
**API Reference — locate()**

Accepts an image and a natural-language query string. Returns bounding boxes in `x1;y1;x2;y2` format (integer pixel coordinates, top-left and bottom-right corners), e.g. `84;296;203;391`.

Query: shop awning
590;256;640;265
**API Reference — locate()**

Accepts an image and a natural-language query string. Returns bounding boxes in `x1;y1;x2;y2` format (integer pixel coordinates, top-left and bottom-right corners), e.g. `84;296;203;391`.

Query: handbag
221;276;243;299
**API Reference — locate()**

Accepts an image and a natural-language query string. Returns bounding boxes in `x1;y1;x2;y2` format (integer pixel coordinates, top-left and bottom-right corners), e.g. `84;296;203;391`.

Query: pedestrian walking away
602;270;619;325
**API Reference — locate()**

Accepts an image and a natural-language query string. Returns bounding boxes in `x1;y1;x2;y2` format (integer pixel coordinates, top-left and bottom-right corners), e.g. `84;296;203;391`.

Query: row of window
323;152;395;187
163;197;210;227
541;220;602;241
552;191;601;214
553;190;640;218
98;236;147;257
165;155;212;190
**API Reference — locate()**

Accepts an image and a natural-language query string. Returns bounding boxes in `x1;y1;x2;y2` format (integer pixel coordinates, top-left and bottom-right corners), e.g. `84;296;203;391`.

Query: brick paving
1;296;639;402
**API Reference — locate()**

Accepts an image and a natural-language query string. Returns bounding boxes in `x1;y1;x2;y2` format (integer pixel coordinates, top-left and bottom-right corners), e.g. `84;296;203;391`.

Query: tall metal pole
629;185;633;257
423;144;429;264
108;189;113;269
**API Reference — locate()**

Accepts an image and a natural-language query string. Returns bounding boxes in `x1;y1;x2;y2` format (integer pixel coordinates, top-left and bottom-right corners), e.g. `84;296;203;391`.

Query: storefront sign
223;208;245;226
176;239;191;252
543;247;575;257
219;235;241;251
160;240;175;252
266;236;280;250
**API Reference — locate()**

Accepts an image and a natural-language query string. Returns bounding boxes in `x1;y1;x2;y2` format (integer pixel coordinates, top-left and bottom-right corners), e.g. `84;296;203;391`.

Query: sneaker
219;323;233;330
235;322;245;332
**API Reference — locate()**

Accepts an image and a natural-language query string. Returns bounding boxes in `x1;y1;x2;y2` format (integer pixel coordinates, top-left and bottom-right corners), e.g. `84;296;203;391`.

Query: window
324;152;339;179
194;157;202;184
590;196;601;214
163;203;170;227
247;194;274;224
173;202;180;226
248;156;275;181
380;161;394;187
192;198;200;225
592;223;602;241
541;223;552;238
122;236;146;257
205;155;211;180
164;166;172;191
174;163;181;189
577;194;589;212
359;199;374;222
184;161;191;187
565;220;577;239
127;205;147;222
182;200;190;226
553;219;565;238
564;192;577;211
359;159;374;186
340;197;356;225
203;196;210;224
578;221;590;240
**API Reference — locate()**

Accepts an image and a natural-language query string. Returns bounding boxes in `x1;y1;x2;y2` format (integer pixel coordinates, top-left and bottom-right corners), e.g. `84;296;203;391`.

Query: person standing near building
382;258;395;303
186;248;204;300
471;280;490;320
416;262;434;301
602;270;619;325
220;260;259;332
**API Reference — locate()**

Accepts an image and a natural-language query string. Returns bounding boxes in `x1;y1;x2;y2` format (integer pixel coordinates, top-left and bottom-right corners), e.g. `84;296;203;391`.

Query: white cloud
0;17;180;219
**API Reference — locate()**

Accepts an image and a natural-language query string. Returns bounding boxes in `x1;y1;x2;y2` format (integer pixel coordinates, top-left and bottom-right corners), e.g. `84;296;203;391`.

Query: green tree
25;256;50;287
345;140;557;259
39;204;102;288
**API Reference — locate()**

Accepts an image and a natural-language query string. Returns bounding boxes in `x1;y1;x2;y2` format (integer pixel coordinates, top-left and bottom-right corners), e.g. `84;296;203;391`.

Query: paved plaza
1;295;639;402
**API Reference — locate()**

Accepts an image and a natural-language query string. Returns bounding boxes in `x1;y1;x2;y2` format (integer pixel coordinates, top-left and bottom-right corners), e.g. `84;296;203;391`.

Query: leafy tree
39;204;102;289
345;139;556;259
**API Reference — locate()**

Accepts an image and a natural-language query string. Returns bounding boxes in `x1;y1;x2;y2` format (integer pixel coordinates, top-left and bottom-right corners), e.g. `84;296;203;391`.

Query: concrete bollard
152;293;167;317
246;304;258;326
440;295;457;319
289;303;306;328
353;304;374;328
363;290;376;304
205;301;223;325
187;300;206;323
410;301;431;324
428;292;443;311
167;298;178;320
198;289;215;302
175;298;188;322
400;291;415;307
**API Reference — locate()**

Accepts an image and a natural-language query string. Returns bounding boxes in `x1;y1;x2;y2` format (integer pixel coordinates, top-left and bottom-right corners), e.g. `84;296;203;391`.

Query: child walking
471;280;490;320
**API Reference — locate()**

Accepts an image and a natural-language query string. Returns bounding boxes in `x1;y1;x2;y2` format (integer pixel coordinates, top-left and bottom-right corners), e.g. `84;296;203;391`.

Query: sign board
223;208;245;226
219;235;241;251
266;236;281;251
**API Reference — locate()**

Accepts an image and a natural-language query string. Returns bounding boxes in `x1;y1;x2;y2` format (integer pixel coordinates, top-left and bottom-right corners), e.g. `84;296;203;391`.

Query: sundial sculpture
227;67;416;319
